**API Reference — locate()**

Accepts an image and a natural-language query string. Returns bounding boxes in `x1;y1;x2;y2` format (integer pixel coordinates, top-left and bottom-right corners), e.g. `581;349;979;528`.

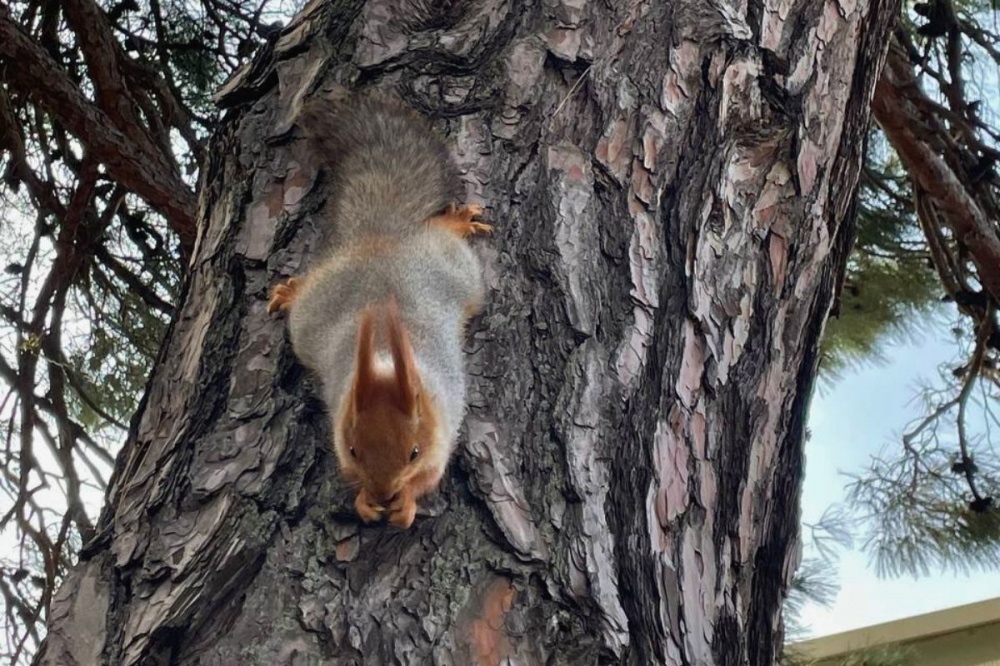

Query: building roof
788;596;1000;665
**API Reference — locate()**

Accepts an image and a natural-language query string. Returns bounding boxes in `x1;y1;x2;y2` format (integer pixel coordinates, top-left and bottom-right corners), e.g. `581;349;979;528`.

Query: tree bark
36;0;898;664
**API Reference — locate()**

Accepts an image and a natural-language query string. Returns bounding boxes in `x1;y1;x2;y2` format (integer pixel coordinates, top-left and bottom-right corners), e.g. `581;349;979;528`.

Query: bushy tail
297;91;461;239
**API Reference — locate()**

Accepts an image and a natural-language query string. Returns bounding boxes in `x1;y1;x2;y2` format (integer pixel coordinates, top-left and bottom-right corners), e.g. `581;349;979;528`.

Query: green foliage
820;135;943;379
845;399;1000;579
783;645;916;666
783;508;853;641
784;557;841;642
837;647;916;666
151;3;220;106
821;252;941;375
73;203;180;427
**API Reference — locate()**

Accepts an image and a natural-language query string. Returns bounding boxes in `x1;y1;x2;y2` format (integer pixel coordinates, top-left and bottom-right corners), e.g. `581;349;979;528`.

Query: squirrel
267;90;490;529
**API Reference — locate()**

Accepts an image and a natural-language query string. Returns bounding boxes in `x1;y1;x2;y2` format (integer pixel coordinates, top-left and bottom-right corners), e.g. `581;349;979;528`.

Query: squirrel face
337;302;438;505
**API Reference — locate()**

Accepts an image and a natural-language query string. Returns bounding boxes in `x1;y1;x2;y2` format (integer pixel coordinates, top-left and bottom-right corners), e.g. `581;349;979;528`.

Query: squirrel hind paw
267;277;304;315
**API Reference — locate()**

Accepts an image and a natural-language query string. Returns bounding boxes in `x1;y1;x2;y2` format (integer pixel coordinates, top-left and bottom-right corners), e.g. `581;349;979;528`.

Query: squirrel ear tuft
385;298;420;416
352;307;378;412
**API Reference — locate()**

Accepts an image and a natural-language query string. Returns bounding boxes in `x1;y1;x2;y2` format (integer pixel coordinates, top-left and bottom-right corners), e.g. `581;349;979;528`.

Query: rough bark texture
37;0;898;664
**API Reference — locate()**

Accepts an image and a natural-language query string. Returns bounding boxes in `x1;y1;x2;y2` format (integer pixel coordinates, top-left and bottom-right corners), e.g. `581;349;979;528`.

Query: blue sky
799;319;1000;637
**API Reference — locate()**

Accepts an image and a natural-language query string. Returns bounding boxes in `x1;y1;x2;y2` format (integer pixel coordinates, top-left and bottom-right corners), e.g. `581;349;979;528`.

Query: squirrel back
297;92;461;241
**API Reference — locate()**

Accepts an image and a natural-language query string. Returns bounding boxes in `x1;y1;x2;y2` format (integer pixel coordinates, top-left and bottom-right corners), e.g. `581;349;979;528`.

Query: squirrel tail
297;91;461;239
351;299;421;418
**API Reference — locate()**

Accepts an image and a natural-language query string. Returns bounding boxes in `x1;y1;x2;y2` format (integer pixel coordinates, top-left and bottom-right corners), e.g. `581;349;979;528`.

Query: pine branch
0;5;197;253
873;37;1000;304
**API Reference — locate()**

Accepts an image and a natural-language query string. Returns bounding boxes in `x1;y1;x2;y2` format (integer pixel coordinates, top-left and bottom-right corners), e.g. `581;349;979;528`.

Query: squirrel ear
385;298;419;416
352;307;377;412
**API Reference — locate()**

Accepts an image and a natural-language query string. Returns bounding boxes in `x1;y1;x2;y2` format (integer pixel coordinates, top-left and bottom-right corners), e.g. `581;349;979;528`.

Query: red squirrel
268;91;489;528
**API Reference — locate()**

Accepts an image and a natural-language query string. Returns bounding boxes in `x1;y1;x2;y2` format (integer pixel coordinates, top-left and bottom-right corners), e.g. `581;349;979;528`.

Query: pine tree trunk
37;0;899;664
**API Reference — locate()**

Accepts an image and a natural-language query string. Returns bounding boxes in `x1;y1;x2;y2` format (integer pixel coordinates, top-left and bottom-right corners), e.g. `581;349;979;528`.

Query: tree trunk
36;0;898;664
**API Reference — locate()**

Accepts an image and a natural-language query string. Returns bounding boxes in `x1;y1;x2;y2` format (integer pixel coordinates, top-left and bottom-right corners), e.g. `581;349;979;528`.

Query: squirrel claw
267;277;303;315
428;203;493;239
386;492;417;529
354;490;385;524
458;203;484;219
465;222;493;236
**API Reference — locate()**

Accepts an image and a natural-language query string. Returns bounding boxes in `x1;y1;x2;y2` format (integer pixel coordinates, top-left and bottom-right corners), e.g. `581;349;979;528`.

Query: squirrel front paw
267;277;304;315
386;490;417;529
354;489;385;524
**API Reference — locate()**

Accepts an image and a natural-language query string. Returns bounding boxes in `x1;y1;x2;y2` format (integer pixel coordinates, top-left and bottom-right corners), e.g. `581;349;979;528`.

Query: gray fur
297;92;462;240
289;229;483;445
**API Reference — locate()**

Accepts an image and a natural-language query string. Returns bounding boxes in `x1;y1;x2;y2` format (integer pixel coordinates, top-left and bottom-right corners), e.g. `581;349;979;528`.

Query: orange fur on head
338;299;439;524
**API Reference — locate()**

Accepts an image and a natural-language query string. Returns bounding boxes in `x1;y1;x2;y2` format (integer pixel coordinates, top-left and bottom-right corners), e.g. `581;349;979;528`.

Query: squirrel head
337;300;438;504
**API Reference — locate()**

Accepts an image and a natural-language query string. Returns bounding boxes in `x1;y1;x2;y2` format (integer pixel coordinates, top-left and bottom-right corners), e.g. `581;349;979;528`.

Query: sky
798;317;1000;637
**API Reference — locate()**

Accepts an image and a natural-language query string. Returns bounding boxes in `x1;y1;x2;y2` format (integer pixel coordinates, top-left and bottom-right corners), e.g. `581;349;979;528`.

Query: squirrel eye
349;446;357;459
409;445;420;462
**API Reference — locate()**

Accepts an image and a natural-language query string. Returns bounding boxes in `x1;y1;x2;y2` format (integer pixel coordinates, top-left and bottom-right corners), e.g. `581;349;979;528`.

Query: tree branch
60;0;150;151
0;5;197;253
872;39;1000;304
